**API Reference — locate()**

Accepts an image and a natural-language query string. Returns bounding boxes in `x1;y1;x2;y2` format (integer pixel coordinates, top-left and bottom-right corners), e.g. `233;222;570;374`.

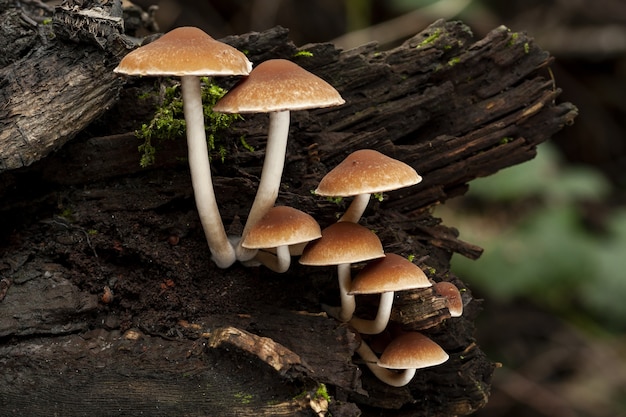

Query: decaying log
0;1;577;416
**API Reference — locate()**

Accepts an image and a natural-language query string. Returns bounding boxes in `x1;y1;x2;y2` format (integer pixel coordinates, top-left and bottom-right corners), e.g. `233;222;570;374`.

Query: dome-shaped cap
241;206;321;249
377;332;449;370
213;59;345;113
315;149;422;197
349;253;431;295
114;26;252;77
434;281;463;317
299;222;384;266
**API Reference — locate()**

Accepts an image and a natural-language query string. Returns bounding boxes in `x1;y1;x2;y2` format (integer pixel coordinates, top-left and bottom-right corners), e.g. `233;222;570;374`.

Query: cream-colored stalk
181;76;236;268
236;110;290;261
355;340;416;387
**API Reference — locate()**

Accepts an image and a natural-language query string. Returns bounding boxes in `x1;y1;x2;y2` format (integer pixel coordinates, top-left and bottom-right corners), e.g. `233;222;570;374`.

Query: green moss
447;56;461;67
234;392;253;404
295;383;331;403
416;28;441;48
314;383;331;403
373;192;384;202
407;254;416;262
507;32;520;47
135;78;242;167
499;137;513;145
137;91;154;100
310;189;343;204
239;135;255;152
293;50;314;58
507;31;530;53
59;208;74;221
217;145;227;163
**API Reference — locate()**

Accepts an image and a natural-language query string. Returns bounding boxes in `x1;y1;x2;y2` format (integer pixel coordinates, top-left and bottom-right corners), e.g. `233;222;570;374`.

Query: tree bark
0;2;577;416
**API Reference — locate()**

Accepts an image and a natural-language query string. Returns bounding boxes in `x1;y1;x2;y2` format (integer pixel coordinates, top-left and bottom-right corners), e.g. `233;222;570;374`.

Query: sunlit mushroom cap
377;332;449;370
349;253;431;295
213;59;345;113
114;26;252;76
299;222;384;266
315;149;422;197
434;281;463;317
241;206;321;249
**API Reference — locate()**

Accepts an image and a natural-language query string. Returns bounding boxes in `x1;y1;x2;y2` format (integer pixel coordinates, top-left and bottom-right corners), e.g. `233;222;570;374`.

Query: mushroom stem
237;110;291;261
355;340;416;387
337;263;356;322
181;75;236;268
349;291;394;334
322;263;356;322
252;246;291;273
339;193;371;223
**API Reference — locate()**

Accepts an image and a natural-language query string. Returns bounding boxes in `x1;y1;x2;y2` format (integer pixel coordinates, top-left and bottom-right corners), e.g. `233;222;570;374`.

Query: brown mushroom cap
241;206;321;249
315;149;422;197
377;332;449;370
212;59;345;113
114;26;252;76
349;253;431;295
434;281;464;317
299;222;384;266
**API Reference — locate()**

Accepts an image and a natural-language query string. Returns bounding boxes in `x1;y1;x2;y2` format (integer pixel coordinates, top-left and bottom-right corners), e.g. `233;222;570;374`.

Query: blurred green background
132;1;626;415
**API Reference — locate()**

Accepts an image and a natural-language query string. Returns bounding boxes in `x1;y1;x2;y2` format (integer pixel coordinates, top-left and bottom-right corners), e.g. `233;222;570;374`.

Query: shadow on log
0;1;577;416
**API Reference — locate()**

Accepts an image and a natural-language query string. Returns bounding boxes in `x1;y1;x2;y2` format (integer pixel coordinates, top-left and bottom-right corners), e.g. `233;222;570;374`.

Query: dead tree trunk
0;1;577;416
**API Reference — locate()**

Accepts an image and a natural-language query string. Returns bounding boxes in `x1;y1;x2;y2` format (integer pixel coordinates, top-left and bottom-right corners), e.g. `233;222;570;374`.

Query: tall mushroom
348;253;432;334
114;27;252;269
241;206;321;273
299;222;384;322
213;59;344;262
315;149;422;223
356;332;449;387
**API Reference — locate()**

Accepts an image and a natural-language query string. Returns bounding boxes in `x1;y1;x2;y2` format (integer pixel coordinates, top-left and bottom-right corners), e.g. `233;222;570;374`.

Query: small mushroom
348;253;431;334
114;27;252;269
315;149;422;223
299;222;384;322
241;206;321;273
356;332;449;387
433;281;464;317
213;59;344;262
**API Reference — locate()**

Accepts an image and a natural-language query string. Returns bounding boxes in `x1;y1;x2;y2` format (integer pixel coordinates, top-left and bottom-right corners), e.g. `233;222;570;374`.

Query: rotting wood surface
0;2;577;416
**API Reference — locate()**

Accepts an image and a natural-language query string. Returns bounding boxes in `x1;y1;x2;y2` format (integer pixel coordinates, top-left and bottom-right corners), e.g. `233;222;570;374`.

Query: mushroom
315;149;422;223
299;222;384;322
356;332;449;387
241;206;321;273
433;281;464;317
213;59;344;262
114;26;252;269
348;253;432;334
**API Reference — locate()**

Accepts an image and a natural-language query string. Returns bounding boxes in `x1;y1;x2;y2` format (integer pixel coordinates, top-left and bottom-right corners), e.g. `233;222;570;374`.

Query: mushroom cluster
298;148;465;386
212;58;344;262
114;26;465;388
114;28;343;271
